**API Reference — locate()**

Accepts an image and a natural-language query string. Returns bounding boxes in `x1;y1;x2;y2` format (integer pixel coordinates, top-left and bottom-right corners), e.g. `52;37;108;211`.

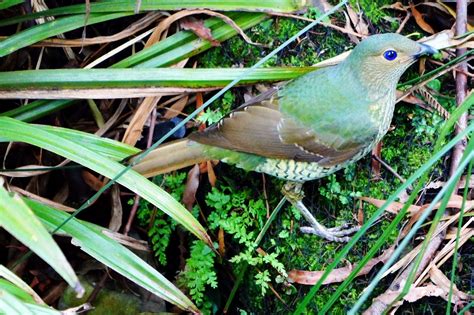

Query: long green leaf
0;265;43;304
0;0;23;10
0;279;35;304
113;12;266;68
0;12;134;57
0;289;60;314
0;186;83;296
0;100;76;122
0;67;314;90
1;13;266;121
25;198;200;312
27;125;139;160
0;0;303;27
0;125;138;161
0;117;213;248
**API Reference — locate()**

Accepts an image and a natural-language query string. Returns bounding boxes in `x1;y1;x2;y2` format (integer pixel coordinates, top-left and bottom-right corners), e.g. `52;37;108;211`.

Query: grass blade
0;117;213;248
26;198;200;313
0;12;134;57
0;185;83;297
0;0;23;10
0;0;304;27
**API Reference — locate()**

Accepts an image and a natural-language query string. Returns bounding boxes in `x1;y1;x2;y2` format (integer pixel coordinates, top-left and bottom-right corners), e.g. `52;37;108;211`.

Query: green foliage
197;91;235;125
350;0;393;23
135;198;172;265
254;270;271;295
206;184;288;296
135;172;187;265
177;240;218;311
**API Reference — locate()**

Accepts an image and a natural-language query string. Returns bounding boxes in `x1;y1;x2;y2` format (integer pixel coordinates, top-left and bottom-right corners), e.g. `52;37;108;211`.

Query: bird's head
345;33;438;90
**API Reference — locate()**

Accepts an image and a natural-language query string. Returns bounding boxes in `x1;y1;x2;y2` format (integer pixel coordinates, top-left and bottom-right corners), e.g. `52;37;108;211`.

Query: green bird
131;33;437;242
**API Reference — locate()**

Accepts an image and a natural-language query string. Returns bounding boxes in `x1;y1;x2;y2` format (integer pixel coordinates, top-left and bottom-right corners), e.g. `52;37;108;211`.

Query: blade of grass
113;12;266;68
25;198;200;312
0;0;23;10
0;289;35;315
0;279;36;304
0;13;266;121
0;124;139;160
447;158;472;313
0;100;77;123
0;117;212;248
0;265;43;304
0;0;306;27
0;67;315;90
0;185;83;296
396;134;474;312
0;288;61;314
0;12;135;57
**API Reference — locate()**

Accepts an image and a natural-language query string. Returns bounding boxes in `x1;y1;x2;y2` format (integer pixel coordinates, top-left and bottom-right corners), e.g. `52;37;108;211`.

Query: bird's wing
189;91;364;166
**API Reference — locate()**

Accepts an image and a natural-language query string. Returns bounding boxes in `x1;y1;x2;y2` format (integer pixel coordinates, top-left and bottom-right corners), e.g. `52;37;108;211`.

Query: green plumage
133;33;437;183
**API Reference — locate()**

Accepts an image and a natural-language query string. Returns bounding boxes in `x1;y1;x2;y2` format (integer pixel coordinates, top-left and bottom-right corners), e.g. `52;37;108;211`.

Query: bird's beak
413;43;438;58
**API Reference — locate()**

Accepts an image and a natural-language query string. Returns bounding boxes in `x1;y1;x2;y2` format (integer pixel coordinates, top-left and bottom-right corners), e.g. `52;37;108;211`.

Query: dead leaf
122;97;161;146
81;170;104;192
108;185;122;232
102;230;150;251
164;95;189;119
425;176;474;189
361;195;474;219
371;142;382;180
346;5;369;36
421;29;474;50
422;1;474;32
359;196;420;216
0;159;70;177
181;17;220;46
404;284;446;302
10;185;75;212
182;164;200;211
416;87;450;120
357;199;364;225
206;160;217;187
288;246;394;285
218;228;225;256
343;11;360;44
429;265;473;303
410;3;435;34
381;2;408;11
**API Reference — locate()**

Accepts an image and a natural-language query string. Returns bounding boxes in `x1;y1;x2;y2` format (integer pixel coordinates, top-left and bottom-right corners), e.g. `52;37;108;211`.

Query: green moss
350;0;394;24
59;278;142;315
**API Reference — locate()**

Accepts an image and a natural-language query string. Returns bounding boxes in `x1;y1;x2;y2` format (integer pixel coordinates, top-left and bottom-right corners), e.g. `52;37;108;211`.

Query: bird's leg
282;182;360;242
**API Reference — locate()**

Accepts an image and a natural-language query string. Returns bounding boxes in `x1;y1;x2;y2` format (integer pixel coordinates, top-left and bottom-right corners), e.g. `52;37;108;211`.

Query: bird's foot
293;199;359;242
282;182;359;242
300;223;360;242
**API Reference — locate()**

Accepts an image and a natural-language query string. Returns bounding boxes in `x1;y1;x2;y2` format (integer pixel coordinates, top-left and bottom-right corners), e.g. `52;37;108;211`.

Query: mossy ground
137;4;464;314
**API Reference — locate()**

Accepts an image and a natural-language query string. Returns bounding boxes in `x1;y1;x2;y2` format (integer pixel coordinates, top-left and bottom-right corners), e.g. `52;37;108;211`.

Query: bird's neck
336;59;398;137
339;58;398;100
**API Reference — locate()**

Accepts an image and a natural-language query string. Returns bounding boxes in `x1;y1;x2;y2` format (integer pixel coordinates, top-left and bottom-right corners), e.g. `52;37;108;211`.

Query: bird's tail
130;139;208;178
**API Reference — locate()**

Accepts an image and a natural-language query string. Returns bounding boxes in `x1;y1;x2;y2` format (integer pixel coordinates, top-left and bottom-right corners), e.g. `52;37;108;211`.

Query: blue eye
383;50;397;61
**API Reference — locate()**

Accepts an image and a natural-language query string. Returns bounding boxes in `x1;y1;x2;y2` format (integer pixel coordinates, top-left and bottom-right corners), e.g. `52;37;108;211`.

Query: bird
130;33;438;242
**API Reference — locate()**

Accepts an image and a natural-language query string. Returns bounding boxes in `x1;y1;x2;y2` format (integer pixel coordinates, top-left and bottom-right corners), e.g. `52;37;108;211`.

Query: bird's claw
300;224;360;242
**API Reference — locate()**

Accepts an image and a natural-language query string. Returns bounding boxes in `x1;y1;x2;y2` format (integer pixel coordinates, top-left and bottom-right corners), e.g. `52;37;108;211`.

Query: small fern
178;240;218;309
